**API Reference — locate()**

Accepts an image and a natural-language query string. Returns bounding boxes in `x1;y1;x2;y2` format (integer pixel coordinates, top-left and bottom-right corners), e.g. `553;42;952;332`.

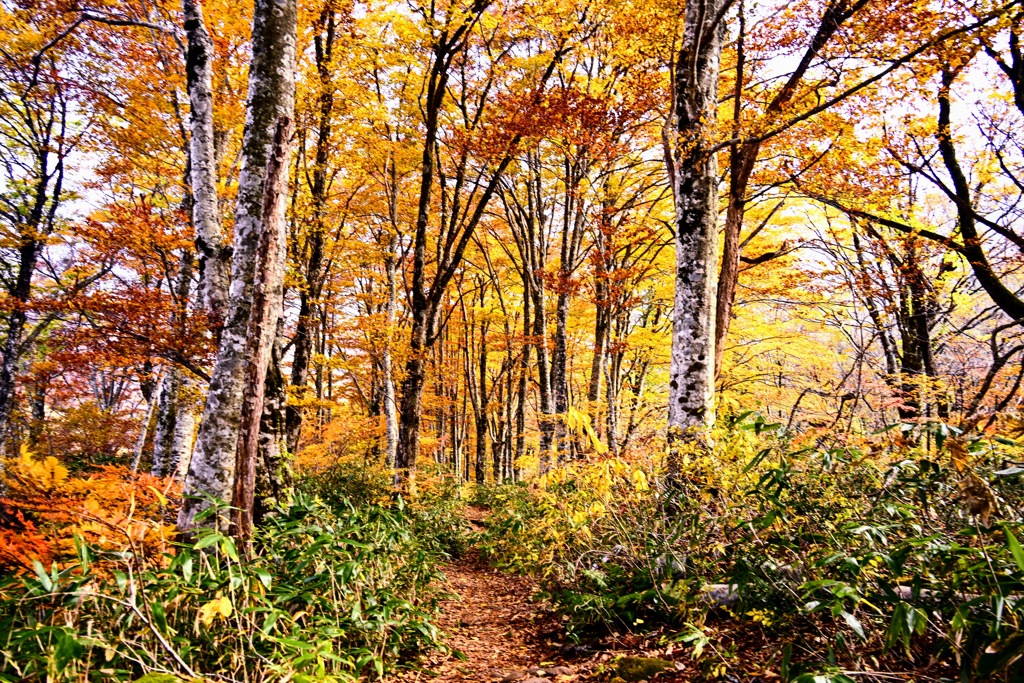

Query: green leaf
53;630;83;673
73;535;90;574
255;568;272;589
276;637;316;651
151;600;168;635
1006;528;1024;573
32;560;52;592
195;533;223;550
841;611;866;640
742;448;772;474
221;537;240;562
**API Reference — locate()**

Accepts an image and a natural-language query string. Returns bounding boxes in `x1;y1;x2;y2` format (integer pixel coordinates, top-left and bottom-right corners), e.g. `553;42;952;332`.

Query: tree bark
232;118;293;538
475;321;488;484
183;0;230;317
255;331;292;522
178;0;296;532
153;250;195;478
151;370;180;477
382;233;400;467
514;277;531;472
588;276;609;439
130;369;163;473
666;0;726;482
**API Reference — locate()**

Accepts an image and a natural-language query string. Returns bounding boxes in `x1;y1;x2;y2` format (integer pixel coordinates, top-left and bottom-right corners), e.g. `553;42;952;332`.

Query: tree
664;0;726;476
393;0;571;486
178;0;297;533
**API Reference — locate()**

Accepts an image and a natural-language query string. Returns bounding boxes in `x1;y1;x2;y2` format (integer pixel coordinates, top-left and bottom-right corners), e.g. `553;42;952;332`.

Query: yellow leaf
199;595;233;627
146;486;168;506
947;437;970;475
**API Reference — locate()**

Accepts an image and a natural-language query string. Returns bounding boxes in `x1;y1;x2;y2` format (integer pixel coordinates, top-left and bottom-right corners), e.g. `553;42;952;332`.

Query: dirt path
390;551;573;682
386;505;579;682
386;508;686;683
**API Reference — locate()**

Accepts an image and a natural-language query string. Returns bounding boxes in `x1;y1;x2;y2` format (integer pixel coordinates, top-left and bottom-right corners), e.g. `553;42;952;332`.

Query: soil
385;506;691;683
386;550;568;681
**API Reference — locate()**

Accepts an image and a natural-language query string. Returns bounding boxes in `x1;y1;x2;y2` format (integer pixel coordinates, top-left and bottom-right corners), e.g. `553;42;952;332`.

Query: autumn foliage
1;0;1024;680
0;447;178;572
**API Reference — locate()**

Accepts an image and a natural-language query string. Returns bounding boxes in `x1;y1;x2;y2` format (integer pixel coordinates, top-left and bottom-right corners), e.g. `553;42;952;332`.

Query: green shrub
480;416;1024;681
298;456;394;510
0;493;443;682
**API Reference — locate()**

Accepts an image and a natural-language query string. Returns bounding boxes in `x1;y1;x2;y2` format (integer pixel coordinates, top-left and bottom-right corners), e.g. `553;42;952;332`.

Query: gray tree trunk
588;277;609;439
255;331;292;521
130;370;163;473
382;234;400;467
666;0;726;482
178;0;297;531
151;370;180;477
169;378;197;480
153;250;194;478
514;277;530;473
183;0;230;315
232;119;292;537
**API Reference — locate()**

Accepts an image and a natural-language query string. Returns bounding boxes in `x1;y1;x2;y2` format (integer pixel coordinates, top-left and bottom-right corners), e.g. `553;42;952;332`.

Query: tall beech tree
178;0;297;532
664;0;726;473
393;0;572;485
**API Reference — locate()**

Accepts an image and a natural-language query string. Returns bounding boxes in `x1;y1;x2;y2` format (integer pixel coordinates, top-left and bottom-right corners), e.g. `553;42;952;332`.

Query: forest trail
388;506;690;683
389;505;574;682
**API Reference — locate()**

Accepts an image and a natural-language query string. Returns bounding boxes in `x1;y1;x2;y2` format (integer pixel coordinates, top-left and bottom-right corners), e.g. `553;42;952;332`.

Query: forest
2;0;1024;680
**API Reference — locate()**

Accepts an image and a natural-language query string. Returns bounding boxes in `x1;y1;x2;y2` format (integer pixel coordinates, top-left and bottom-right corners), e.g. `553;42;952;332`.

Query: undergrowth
0;457;469;682
478;414;1024;682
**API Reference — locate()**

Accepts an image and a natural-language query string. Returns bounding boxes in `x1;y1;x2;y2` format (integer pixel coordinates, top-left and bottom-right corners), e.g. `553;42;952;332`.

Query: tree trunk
397;317;430;486
394;42;445;487
551;180;586;459
937;68;1024;321
588;279;609;440
622;357;649;454
183;0;230;316
533;284;554;469
169;379;197;480
474;323;488;484
285;5;337;455
666;0;726;483
232;118;293;538
151;370;180;477
514;278;531;470
153;249;195;478
130;372;162;474
255;332;292;522
605;345;622;454
178;0;297;532
382;233;400;467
